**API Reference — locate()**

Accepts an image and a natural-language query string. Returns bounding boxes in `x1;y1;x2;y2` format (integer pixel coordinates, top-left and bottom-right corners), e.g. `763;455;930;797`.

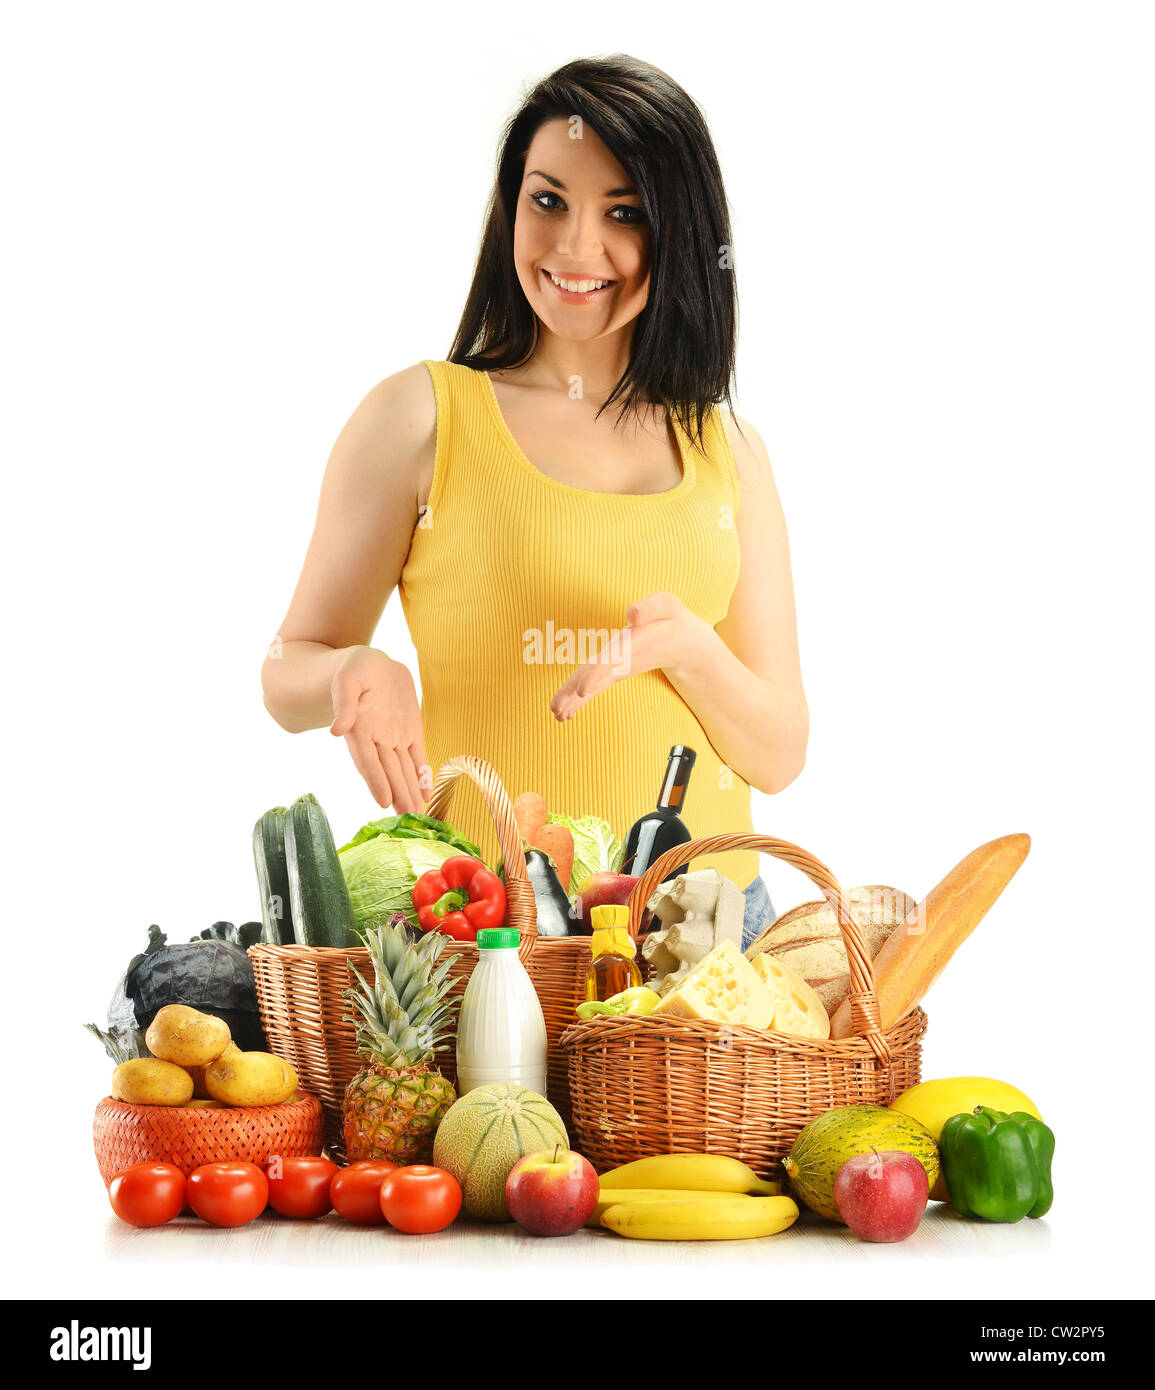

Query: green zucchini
284;793;360;948
253;807;295;944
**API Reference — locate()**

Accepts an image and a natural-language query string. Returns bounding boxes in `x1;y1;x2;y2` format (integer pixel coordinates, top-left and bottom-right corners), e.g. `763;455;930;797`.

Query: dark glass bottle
622;745;696;885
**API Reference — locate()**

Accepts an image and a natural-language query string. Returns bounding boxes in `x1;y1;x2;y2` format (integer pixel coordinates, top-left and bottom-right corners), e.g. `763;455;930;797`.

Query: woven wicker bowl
561;834;928;1179
250;755;592;1158
93;1092;325;1184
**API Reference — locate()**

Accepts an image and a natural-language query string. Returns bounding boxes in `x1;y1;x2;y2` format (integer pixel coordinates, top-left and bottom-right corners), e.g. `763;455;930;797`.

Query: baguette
828;833;1031;1038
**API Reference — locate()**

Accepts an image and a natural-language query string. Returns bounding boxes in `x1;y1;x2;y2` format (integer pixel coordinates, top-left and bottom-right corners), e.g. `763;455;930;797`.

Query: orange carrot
513;792;549;842
529;824;575;894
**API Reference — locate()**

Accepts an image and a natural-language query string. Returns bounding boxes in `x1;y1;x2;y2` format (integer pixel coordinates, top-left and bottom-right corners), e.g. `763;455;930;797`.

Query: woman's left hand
550;592;707;721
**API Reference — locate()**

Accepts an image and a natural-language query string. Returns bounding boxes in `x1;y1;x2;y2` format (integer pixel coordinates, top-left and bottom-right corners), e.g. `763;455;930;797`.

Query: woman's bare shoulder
330;362;437;503
357;360;438;443
719;408;772;487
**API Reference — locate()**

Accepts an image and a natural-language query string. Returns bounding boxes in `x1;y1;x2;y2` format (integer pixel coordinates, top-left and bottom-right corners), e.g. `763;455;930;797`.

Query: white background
2;0;1151;1304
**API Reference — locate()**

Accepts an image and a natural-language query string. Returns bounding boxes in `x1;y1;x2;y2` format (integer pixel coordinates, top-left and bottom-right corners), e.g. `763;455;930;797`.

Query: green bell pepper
940;1106;1055;1222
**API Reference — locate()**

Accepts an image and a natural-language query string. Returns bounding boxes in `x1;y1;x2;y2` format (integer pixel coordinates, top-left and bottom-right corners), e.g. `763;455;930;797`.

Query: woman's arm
666;412;808;794
260;363;437;810
550;413;808;795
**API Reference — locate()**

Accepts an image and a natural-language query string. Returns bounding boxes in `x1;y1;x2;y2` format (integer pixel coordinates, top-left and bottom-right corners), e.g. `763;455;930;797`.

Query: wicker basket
560;834;928;1180
93;1092;325;1184
249;755;592;1158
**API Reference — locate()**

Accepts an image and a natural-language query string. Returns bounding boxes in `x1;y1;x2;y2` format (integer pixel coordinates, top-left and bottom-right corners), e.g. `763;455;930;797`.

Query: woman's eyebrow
525;169;638;197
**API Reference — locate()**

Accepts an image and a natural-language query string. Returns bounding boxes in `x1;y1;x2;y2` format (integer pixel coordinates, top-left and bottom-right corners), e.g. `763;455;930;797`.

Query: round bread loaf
744;885;915;1013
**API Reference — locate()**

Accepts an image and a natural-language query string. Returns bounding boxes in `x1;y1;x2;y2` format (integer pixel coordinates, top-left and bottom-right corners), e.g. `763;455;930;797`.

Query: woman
261;55;808;946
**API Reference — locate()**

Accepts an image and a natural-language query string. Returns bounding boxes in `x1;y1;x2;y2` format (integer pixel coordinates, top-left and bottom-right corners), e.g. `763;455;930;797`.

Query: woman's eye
528;190;646;225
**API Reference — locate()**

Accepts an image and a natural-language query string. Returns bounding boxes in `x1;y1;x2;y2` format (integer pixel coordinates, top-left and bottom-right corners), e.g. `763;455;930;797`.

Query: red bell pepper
412;855;507;941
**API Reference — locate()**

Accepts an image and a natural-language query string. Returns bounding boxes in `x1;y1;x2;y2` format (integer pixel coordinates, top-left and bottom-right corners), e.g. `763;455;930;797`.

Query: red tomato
379;1165;461;1234
266;1155;339;1219
108;1163;187;1228
187;1161;269;1227
330;1160;398;1225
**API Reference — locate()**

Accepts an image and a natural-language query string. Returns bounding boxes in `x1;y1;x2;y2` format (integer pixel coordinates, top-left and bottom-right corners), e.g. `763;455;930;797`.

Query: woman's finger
577;626;643;694
550;624;662;721
597;625;633;683
409;732;433;803
627;592;681;627
376;742;414;813
343;726;393;807
550;664;616;720
574;660;619;700
397;746;425;813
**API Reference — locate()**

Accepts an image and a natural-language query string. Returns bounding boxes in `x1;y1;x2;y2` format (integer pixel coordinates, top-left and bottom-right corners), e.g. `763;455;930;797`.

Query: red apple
572;872;640;934
505;1145;599;1236
834;1149;929;1242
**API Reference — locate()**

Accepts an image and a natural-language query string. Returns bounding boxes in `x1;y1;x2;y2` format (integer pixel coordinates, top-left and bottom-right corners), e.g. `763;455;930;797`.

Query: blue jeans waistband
741;875;776;951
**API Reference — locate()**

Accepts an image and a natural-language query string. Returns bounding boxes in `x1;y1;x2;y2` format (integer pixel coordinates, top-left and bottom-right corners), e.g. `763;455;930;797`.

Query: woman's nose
554;210;606;263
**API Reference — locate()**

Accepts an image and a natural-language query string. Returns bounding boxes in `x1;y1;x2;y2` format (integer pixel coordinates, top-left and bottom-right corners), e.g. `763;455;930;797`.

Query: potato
145;1005;231;1068
186;1042;240;1097
204;1050;298;1107
183;1098;225;1109
112;1058;195;1106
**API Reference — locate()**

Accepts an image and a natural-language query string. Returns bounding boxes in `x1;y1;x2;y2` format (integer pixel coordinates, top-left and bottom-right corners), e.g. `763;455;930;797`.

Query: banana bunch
592;1153;799;1241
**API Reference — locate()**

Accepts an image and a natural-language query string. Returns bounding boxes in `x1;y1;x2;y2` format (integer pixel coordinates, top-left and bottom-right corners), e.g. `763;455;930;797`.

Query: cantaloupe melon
782;1104;940;1222
431;1083;568;1221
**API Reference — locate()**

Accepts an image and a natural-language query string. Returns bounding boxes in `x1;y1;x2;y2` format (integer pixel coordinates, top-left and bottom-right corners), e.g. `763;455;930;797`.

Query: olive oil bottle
585;904;643;1002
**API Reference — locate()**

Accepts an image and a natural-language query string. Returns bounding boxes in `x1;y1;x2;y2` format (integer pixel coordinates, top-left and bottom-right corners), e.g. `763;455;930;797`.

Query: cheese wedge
653;939;773;1028
749;953;831;1039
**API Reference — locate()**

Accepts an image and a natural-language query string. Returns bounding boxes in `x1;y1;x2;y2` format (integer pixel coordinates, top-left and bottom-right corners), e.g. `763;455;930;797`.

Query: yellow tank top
398;360;758;890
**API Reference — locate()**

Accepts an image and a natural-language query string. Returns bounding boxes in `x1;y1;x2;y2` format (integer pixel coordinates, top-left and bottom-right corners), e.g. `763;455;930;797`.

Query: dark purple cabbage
92;924;268;1060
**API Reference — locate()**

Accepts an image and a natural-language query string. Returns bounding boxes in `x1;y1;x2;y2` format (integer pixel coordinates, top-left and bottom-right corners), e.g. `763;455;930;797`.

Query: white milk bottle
456;928;548;1096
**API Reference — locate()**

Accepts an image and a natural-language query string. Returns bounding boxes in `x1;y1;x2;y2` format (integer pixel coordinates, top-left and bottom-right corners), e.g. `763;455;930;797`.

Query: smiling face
513;118;651;344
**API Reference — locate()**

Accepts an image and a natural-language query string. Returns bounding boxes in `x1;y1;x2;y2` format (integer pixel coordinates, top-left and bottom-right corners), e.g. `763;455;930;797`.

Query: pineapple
341;920;459;1164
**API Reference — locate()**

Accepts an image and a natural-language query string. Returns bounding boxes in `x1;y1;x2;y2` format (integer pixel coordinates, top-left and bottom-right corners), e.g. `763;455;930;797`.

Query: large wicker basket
560;834;928;1180
93;1092;325;1184
249;755;593;1158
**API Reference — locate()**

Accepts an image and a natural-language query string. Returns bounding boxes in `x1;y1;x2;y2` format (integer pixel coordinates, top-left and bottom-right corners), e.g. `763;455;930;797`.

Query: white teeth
548;272;611;293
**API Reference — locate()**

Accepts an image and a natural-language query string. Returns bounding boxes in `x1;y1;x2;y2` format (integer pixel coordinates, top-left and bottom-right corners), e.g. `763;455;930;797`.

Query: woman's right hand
329;646;431;812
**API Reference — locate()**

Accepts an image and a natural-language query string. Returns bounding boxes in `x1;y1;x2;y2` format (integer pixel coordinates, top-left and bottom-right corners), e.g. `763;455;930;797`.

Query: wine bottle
622;745;696;884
